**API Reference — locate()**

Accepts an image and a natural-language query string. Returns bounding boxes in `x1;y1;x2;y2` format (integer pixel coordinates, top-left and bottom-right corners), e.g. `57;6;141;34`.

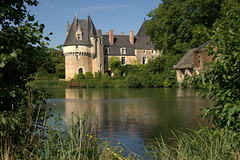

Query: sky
27;0;161;48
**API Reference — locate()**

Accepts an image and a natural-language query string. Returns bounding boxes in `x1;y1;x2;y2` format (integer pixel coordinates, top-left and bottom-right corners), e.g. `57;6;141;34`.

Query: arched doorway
78;68;83;74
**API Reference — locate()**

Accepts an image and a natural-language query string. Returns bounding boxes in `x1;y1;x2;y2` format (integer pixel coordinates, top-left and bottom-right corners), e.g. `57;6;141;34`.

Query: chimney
109;30;114;45
120;32;124;35
130;30;134;45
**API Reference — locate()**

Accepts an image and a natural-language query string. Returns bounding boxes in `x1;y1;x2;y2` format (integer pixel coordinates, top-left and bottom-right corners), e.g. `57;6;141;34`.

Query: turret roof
63;14;97;46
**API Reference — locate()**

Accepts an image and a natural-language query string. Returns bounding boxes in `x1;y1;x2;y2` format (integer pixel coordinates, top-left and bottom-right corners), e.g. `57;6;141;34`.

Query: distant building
172;41;214;84
63;14;160;81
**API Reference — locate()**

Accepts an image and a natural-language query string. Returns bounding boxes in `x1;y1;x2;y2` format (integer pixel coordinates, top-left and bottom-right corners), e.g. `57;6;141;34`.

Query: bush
125;74;143;88
94;71;101;78
74;73;85;80
85;72;93;78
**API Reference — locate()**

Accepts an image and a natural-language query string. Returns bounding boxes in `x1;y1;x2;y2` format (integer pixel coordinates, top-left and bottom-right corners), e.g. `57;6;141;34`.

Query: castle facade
63;14;160;81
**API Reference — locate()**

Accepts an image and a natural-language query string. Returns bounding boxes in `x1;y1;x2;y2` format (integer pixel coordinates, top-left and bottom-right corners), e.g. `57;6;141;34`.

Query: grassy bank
29;77;69;88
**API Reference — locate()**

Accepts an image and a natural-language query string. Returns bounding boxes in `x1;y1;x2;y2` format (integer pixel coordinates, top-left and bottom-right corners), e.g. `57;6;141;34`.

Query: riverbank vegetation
1;0;239;159
70;53;179;88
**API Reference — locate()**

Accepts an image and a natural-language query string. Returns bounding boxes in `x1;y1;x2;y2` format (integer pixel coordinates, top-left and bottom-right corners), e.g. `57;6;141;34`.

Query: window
76;29;83;41
104;57;107;64
105;47;110;54
76;55;79;59
152;50;155;54
121;47;126;54
76;45;78;49
143;50;146;54
77;34;82;41
121;57;126;65
143;57;147;64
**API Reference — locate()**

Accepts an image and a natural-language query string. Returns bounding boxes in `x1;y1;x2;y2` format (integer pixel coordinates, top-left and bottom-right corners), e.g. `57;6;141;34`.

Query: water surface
47;88;212;156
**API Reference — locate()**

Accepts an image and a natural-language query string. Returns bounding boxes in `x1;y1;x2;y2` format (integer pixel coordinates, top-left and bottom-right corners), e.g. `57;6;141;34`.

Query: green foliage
85;72;93;78
94;71;102;78
0;0;51;158
146;127;240;159
190;3;240;144
145;0;225;55
29;77;68;88
108;57;121;69
74;73;85;80
108;57;121;76
150;72;177;87
125;74;143;88
147;54;181;74
36;47;65;78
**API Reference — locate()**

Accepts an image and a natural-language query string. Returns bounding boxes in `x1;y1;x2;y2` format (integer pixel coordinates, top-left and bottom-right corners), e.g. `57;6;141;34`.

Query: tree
0;0;50;158
191;2;240;146
145;0;223;55
36;47;65;78
147;54;181;73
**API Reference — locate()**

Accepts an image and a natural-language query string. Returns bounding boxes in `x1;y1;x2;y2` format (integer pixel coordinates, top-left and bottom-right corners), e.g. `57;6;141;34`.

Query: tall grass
30;77;68;88
146;128;240;160
37;112;134;160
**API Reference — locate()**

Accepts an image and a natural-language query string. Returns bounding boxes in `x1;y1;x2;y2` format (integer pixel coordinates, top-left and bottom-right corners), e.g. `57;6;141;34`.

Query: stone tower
63;13;104;81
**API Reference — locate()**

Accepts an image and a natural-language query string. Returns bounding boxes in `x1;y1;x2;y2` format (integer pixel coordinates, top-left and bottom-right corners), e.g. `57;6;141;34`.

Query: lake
46;87;212;156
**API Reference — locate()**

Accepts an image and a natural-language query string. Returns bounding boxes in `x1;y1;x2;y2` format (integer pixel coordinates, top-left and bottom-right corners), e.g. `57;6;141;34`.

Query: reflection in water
48;88;212;156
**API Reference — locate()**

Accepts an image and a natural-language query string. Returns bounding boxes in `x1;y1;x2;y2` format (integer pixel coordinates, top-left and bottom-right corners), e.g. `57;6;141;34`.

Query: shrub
125;74;143;88
74;73;85;80
85;72;93;78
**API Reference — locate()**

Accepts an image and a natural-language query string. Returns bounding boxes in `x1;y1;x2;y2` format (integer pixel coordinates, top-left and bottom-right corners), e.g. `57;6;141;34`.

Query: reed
38;112;133;160
145;128;240;160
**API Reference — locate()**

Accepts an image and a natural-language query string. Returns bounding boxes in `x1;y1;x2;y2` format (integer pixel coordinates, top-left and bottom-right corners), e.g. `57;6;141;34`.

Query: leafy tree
0;0;50;158
145;0;224;55
191;2;240;146
36;47;65;78
147;54;181;73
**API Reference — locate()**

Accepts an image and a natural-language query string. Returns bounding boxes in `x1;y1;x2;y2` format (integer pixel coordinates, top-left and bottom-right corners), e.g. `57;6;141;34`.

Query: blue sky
27;0;160;48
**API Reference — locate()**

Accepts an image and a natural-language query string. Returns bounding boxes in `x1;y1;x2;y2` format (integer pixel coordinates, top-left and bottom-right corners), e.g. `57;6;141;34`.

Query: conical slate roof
135;20;155;50
63;14;97;46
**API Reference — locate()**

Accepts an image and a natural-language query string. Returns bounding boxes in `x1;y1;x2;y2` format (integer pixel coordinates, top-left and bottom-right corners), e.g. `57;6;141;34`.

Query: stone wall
135;49;160;64
65;55;92;81
176;69;193;84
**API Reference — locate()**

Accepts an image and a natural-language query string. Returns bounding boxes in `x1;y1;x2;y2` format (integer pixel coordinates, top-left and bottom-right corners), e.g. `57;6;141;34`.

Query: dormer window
121;47;126;54
76;28;83;41
77;34;82;41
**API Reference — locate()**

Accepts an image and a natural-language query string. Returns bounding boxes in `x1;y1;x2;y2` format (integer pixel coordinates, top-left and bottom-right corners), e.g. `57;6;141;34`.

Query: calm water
46;88;212;156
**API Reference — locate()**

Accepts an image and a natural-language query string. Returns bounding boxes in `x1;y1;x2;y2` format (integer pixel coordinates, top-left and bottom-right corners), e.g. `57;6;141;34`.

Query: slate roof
102;35;135;55
101;20;154;55
135;20;155;50
63;14;97;46
64;14;155;54
172;40;213;69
